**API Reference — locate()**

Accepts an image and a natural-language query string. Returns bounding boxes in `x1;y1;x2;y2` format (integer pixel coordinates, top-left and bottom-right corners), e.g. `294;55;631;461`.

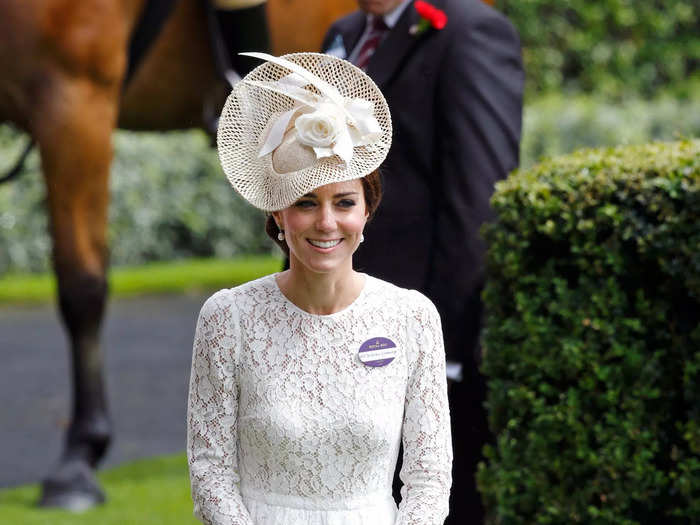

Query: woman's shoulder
364;275;440;316
198;273;278;316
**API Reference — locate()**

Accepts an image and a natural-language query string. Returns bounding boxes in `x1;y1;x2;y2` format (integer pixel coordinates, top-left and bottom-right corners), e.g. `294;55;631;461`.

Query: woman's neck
276;262;365;315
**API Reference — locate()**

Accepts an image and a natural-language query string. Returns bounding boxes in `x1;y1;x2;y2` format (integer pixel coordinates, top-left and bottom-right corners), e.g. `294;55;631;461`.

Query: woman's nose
316;205;336;231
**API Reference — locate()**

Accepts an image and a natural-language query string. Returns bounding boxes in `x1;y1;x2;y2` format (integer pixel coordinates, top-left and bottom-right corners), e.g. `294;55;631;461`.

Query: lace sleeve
396;293;453;525
187;291;254;525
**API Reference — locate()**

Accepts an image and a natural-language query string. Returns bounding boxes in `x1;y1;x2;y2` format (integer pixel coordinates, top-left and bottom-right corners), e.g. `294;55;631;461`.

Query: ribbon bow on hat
242;52;383;165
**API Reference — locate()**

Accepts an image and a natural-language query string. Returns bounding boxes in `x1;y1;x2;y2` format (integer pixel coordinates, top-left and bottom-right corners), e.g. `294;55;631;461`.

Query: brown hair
265;169;383;255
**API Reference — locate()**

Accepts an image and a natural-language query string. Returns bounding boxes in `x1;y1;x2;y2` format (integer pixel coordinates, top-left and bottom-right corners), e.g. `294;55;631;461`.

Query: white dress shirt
348;0;413;64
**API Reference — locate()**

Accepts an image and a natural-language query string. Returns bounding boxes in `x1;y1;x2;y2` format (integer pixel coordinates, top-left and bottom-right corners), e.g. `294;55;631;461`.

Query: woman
187;52;452;525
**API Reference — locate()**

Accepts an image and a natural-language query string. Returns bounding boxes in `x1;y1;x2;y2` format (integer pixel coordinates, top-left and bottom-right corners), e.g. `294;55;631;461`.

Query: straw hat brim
217;52;392;212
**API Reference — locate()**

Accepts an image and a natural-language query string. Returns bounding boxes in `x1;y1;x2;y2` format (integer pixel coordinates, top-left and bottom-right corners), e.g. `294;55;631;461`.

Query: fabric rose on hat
293;100;379;162
295;103;342;149
247;53;383;167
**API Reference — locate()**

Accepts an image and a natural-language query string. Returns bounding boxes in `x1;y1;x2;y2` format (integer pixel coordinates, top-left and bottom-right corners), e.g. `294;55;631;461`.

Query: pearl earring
360;234;365;243
278;231;285;241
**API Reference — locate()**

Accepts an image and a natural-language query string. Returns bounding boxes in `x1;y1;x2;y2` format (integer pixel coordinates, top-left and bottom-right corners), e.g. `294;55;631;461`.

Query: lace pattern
187;274;452;524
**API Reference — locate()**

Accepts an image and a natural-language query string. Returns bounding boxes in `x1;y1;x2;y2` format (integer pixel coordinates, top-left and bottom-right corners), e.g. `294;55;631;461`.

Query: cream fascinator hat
217;52;392;211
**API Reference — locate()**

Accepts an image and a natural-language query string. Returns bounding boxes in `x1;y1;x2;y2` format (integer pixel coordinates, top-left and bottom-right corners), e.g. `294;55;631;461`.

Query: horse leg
34;75;117;510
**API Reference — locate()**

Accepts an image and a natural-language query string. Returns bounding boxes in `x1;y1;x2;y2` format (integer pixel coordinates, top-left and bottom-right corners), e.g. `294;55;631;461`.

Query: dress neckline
270;272;370;319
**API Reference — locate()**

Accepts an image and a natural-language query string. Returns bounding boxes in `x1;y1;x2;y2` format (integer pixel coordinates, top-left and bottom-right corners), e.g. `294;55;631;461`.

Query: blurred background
1;0;698;274
0;0;697;523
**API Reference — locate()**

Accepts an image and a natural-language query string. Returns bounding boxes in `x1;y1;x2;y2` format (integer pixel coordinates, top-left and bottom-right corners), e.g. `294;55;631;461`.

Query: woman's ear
271;210;283;230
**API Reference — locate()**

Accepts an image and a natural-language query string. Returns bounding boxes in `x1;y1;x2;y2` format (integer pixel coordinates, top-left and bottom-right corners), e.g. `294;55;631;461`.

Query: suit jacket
322;0;523;366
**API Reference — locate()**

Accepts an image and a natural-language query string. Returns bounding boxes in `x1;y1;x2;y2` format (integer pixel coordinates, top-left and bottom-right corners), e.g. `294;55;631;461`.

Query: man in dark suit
322;0;524;522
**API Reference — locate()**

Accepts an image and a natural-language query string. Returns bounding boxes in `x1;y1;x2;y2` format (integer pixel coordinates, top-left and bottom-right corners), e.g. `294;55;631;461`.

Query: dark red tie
354;17;389;71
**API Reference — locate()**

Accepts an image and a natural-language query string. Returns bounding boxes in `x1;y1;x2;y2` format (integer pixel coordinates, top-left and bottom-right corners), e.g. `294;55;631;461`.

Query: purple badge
358;337;397;367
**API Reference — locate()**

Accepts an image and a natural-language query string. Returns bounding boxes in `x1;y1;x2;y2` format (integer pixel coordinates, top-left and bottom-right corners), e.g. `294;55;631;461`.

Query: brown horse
0;0;354;510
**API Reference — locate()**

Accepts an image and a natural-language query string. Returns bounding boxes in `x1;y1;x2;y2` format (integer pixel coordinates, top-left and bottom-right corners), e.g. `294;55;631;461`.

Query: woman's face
273;180;368;275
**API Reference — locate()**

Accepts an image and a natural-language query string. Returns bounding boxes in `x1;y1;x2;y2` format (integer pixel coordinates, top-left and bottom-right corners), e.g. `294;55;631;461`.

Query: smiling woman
186;52;452;525
276;181;366;264
265;169;382;256
272;180;370;309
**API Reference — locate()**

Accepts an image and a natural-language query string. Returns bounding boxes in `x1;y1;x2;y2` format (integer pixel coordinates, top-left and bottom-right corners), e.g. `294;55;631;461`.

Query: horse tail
0;139;34;185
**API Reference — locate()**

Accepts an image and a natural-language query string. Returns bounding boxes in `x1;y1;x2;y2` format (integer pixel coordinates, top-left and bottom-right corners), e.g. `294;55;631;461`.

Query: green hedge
478;140;700;523
496;0;700;97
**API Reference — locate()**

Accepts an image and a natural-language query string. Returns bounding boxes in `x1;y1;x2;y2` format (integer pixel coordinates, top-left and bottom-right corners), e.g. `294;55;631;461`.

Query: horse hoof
39;460;105;511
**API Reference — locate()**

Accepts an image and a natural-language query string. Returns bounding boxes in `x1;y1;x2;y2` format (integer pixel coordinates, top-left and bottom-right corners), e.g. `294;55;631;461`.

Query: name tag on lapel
358;337;397;367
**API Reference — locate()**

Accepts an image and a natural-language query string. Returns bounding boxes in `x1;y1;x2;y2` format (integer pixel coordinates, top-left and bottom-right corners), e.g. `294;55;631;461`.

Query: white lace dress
187;273;452;525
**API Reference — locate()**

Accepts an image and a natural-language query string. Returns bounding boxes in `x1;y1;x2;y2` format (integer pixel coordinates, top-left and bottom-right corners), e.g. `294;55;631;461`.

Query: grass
0;255;282;304
0;453;199;524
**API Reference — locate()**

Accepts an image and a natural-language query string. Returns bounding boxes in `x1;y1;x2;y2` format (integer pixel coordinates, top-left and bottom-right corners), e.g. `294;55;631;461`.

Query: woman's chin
292;253;352;275
302;260;346;275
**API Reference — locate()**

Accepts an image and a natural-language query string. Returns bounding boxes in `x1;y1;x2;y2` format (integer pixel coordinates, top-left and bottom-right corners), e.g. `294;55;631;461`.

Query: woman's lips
308;239;342;249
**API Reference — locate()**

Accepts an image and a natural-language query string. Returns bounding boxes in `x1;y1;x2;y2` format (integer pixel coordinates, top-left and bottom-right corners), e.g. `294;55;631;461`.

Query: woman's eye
294;200;315;208
337;199;356;208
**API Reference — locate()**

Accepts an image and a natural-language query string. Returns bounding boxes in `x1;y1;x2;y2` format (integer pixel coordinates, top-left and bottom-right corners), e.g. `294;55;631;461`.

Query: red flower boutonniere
409;1;448;36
